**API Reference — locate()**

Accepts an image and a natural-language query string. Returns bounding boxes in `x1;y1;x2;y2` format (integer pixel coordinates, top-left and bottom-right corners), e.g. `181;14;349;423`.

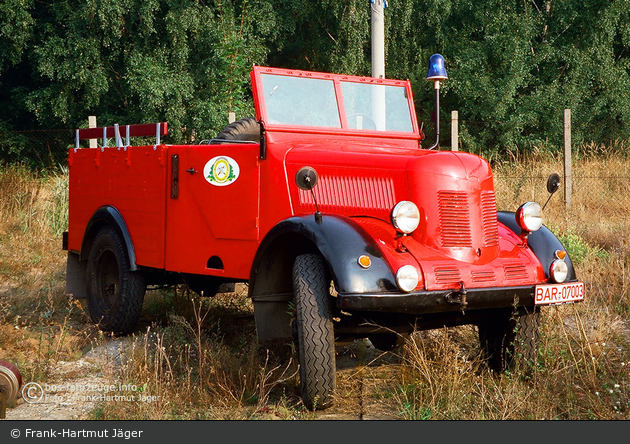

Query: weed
1;150;630;419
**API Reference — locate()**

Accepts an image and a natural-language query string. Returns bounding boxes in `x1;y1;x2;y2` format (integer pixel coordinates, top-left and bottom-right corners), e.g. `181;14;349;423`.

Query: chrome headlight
550;251;569;283
516;201;543;232
391;201;420;234
396;265;419;292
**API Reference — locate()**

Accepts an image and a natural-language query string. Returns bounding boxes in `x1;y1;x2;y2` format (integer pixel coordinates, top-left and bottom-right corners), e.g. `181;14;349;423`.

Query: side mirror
547;173;560;194
295;166;318;191
542;173;561;210
295;166;322;223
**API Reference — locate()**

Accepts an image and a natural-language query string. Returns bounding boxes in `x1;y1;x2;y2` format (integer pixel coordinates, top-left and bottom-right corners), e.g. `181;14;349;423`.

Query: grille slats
471;270;496;283
298;175;395;211
434;266;461;284
438;191;472;247
481;191;499;247
504;263;529;281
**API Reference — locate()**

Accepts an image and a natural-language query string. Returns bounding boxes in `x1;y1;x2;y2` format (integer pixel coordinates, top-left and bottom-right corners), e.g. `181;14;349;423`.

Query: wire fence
1;127;629;222
0;129;74;169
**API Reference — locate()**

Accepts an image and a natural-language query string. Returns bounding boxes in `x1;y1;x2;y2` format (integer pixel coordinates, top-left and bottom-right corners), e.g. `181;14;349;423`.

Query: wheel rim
94;248;121;314
0;361;22;405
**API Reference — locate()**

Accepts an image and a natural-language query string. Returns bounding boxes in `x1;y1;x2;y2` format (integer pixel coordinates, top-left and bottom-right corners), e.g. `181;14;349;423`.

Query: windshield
261;74;341;128
259;73;414;133
341;81;413;132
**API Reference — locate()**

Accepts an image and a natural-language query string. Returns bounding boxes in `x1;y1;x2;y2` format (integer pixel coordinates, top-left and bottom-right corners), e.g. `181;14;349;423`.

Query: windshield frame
251;66;421;140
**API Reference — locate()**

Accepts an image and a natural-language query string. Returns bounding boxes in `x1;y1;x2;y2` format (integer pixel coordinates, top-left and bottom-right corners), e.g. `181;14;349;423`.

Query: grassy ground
0;145;629;420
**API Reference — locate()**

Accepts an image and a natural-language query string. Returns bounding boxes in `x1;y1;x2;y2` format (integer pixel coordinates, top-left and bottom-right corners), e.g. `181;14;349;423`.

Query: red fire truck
64;64;584;410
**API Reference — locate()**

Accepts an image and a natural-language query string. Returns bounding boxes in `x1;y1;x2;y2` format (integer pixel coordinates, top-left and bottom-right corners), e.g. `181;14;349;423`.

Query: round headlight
392;201;420;234
550;259;569;283
516;201;543;232
396;265;419;292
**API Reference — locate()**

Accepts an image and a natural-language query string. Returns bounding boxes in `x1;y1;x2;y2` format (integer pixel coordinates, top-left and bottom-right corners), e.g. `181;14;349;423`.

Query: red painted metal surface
67;146;168;268
67;65;550;294
164;144;260;278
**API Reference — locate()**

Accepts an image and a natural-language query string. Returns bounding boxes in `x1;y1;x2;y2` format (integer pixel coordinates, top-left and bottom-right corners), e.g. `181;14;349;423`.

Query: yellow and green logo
204;156;240;186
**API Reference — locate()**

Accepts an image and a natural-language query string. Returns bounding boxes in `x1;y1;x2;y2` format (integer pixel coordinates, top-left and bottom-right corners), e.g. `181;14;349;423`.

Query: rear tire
293;254;336;410
478;308;540;374
368;332;406;352
86;227;146;336
216;117;260;142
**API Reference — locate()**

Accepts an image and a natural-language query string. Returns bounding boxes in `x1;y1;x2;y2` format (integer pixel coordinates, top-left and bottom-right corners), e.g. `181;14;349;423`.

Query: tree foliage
1;0;279;148
2;0;630;163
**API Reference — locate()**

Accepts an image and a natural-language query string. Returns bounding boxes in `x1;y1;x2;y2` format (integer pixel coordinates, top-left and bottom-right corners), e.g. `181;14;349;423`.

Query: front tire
478;308;540;374
86;227;146;336
293;254;336;410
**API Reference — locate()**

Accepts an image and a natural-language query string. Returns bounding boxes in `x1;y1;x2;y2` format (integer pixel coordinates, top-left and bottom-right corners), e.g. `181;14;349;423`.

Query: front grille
504;263;529;281
298;175;395;211
434;266;461;284
438;191;472;247
481;191;499;247
471;270;496;283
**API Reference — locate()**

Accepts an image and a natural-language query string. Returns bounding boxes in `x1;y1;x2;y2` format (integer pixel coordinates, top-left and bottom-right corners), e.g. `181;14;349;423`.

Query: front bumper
337;285;537;316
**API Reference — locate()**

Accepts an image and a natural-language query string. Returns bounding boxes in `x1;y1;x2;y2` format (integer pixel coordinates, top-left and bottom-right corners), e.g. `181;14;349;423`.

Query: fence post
563;109;572;208
228;112;236;124
88;116;97;148
451;110;458;151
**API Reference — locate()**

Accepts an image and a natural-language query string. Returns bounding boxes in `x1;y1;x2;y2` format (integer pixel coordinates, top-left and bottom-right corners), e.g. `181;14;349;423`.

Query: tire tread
293;254;336;410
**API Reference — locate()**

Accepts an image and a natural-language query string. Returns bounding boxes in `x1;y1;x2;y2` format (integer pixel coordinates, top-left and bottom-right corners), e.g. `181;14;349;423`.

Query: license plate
535;281;584;305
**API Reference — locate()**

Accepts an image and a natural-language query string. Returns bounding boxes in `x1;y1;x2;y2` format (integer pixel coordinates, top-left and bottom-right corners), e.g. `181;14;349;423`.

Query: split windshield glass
261;74;341;128
260;73;414;133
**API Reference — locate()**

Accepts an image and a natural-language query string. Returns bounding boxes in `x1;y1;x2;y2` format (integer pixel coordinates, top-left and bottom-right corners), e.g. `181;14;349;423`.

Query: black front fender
498;211;577;281
250;214;397;301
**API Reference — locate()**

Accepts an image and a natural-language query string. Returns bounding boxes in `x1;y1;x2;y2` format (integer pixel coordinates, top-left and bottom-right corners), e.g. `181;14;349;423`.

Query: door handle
171;154;179;199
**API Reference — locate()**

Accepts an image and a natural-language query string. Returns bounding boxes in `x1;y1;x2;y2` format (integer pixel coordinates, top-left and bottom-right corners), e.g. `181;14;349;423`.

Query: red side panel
67;146;168;268
164;144;261;279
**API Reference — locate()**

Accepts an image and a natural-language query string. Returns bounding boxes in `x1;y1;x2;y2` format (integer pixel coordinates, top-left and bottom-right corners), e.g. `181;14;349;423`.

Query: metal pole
371;0;386;131
563;109;572;207
371;0;385;79
427;81;441;149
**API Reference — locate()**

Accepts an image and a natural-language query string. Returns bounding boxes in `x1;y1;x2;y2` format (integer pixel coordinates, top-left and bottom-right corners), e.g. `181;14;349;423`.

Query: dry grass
1;146;630;420
0;162;93;383
88;287;305;420
390;143;630;420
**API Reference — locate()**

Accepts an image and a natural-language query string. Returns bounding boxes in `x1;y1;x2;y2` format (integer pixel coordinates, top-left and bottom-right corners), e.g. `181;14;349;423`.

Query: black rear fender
66;206;137;300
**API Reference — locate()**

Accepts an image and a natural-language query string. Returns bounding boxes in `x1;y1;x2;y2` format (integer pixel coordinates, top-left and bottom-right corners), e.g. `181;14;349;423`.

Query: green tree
20;0;278;144
2;0;630;164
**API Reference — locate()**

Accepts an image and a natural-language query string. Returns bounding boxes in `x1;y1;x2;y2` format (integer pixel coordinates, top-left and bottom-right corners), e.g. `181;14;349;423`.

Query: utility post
371;0;387;130
371;0;386;79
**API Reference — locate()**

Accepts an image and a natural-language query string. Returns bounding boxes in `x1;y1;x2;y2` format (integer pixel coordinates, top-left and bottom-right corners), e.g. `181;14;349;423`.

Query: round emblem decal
204;156;240;186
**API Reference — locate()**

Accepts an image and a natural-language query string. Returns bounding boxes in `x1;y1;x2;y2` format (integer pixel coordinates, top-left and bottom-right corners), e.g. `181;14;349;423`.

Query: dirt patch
2;335;403;420
3;338;134;420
